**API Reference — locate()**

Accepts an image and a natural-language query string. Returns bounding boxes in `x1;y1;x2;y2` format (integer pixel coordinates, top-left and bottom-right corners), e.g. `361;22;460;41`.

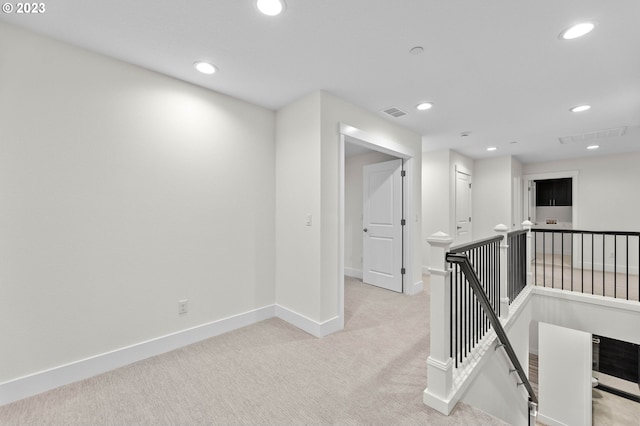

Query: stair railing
446;252;538;422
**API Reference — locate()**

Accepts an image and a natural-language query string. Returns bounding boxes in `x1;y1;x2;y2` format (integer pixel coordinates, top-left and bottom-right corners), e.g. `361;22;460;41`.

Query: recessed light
409;46;424;55
416;102;433;111
570;105;591;113
460;131;471;137
257;0;285;16
560;22;595;40
487;147;497;152
587;145;600;150
194;61;217;74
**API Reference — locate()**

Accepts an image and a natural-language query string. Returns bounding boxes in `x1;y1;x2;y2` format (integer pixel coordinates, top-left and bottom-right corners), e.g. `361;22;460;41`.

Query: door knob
363;228;368;232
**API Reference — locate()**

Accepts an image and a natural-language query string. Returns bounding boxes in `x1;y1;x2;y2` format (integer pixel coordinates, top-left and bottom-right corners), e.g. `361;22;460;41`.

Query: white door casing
362;159;403;292
529;180;536;223
455;169;472;243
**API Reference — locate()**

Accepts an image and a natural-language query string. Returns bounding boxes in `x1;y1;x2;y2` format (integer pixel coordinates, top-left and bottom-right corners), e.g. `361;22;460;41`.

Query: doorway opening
522;171;578;228
355;156;403;292
338;124;416;330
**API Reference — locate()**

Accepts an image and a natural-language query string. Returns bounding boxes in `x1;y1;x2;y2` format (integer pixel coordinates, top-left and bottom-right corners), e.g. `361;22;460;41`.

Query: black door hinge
401;170;406;177
401;268;406;275
401;219;406;226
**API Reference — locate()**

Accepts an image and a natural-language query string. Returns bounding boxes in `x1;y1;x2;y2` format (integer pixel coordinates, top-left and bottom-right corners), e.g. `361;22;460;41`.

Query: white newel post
522;220;533;286
424;232;454;414
495;224;510;319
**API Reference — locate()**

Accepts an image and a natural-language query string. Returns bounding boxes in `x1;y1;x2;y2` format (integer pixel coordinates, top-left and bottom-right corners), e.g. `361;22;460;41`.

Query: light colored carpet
533;254;639;301
0;276;506;425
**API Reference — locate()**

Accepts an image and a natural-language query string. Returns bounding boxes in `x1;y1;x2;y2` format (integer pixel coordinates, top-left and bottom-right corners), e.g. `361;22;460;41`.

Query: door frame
454;165;472;243
521;171;579;227
338;124;417;329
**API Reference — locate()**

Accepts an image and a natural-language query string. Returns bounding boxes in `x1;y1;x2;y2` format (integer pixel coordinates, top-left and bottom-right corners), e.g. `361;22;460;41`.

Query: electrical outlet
178;299;188;315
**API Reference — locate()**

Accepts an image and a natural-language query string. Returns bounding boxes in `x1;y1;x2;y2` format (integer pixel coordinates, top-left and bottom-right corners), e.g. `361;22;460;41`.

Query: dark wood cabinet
535;178;572;206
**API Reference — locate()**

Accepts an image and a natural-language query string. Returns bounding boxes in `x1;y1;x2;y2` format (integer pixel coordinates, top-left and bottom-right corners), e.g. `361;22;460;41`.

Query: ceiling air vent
382;106;408;118
559;126;627;144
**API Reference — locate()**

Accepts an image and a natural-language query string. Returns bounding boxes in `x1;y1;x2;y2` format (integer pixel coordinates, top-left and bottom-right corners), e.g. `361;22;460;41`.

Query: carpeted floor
0;276;506;425
533;254;639;301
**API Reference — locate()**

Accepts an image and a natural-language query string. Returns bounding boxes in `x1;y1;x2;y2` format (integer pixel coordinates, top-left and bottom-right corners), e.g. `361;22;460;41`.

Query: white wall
422;149;473;271
0;23;276;383
422;150;451;270
525;152;640;277
532;289;640;346
511;157;523;228
472;156;513;239
523;152;640;232
275;92;323;322
345;150;396;276
538;323;592;426
275;91;422;328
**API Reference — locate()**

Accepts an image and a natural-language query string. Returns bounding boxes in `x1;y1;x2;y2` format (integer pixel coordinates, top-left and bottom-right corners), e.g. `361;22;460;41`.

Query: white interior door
362;159;403;292
455;170;472;243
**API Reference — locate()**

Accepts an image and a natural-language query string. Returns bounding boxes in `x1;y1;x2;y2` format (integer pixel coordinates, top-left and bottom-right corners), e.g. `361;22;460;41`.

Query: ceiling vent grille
382;106;408;118
559;126;627;144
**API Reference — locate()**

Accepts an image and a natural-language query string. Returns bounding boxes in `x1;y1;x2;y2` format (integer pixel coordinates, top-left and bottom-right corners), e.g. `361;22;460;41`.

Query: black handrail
446;252;538;406
508;229;528;237
450;235;502;253
532;228;640;237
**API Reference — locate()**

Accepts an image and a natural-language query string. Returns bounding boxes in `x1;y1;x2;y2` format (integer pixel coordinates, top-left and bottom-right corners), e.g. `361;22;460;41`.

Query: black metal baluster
552;231;555;288
613;235;618;298
561;231;565;290
626;235;629;300
543;232;546;287
497;240;501;317
602;234;605;296
473;248;477;347
581;233;584;294
450;263;454;362
571;232;574;292
591;234;594;295
458;267;463;365
534;231;537;286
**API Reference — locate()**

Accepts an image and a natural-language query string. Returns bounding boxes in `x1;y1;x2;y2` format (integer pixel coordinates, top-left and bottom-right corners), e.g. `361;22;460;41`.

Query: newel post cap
427;231;454;245
522;220;533;228
494;224;509;232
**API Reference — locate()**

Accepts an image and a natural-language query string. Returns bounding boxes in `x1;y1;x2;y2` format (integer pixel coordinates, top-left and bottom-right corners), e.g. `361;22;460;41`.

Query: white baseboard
344;267;363;279
580;261;638;275
0;305;276;406
406;279;424;295
1;303;347;406
275;305;343;338
537;413;567;426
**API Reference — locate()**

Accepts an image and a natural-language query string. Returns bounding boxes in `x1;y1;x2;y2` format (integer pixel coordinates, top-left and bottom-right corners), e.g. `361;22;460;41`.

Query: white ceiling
2;0;639;163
